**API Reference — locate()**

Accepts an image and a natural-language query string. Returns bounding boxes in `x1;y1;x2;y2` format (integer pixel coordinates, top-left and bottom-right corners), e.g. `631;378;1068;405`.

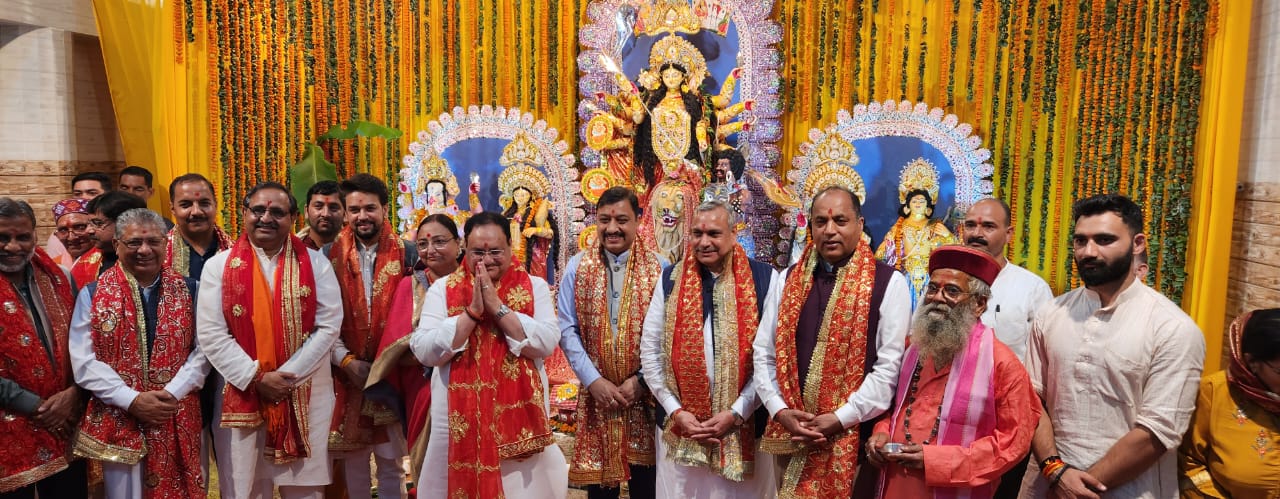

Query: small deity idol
876;158;957;307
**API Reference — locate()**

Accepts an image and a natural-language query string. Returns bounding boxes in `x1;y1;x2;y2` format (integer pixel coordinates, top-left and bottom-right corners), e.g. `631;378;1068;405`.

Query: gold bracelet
340;353;356;369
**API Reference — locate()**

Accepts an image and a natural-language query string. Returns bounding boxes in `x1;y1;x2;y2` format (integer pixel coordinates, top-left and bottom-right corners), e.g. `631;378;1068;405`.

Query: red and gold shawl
444;260;553;498
1228;311;1280;415
760;241;877;497
568;240;662;486
0;247;75;493
219;234;318;464
328;221;405;450
661;244;758;481
73;265;203;498
70;246;103;286
164;226;232;277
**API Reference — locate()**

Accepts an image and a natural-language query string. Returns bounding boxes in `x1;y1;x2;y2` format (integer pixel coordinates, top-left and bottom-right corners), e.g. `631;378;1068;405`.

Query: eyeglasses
417;237;457;250
88;218;112;229
247;206;290;220
924;283;972;301
55;223;90;236
467;249;506;260
118;238;167;251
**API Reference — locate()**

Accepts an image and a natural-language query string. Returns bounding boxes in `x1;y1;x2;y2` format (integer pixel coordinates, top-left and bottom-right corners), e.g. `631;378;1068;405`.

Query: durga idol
875;158;957;307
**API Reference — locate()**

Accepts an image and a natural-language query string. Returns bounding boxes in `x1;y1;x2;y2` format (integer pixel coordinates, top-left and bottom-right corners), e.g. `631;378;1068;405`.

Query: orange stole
661;245;758;481
568;243;662;486
0;248;75;492
760;242;876;498
328;222;405;450
73;266;203;498
71;246;104;286
219;235;318;464
164;226;232;277
444;262;553;499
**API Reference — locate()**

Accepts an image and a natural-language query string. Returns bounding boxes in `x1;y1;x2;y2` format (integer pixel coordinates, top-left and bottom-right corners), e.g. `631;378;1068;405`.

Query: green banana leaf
317;120;404;141
289;143;338;209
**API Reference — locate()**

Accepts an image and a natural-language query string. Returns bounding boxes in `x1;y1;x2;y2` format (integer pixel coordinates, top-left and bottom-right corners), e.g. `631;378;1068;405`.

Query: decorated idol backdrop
397;106;584;284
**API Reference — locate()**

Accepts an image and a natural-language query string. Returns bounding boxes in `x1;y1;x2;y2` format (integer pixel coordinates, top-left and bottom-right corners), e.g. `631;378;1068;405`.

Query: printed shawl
70;246;103;286
0;248;75;492
328;221;405;450
661;244;758;481
444;260;553;498
164;226;232;277
219;234;318;464
760;241;877;498
73;265;203;498
1228;311;1280;415
568;240;662;486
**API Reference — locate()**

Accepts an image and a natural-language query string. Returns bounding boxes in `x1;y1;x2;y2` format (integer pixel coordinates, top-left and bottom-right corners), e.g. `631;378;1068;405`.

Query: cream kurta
408;275;566;499
1020;282;1204;499
980;262;1054;362
196;244;343;498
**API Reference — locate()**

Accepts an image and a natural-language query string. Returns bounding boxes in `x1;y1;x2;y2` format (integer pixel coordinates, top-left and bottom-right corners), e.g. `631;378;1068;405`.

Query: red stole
760;242;877;497
444;262;552;498
367;273;435;480
328;221;405;450
164;226;232;277
71;246;104;286
0;248;76;492
661;244;758;481
219;234;318;464
73;266;203;498
568;242;662;486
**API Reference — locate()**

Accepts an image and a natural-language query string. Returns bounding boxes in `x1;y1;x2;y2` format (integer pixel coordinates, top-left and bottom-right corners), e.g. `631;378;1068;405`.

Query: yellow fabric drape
1185;0;1252;372
91;0;213;219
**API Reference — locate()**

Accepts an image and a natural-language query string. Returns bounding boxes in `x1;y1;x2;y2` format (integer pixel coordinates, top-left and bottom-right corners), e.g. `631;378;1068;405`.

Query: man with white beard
866;245;1040;499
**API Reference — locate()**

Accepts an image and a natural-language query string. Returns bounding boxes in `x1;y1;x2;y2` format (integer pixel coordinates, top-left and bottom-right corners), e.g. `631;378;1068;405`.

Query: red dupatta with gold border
443;260;553;498
219;234;317;464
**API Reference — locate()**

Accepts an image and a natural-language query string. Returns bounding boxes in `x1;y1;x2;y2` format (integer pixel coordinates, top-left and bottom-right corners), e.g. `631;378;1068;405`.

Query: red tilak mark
827;208;834;216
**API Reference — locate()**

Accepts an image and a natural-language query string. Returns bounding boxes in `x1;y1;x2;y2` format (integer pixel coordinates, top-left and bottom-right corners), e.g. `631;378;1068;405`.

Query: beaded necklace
903;360;943;445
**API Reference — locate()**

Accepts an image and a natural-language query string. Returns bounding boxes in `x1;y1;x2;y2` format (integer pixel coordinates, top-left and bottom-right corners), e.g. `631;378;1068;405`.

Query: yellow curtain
1185;0;1252;372
92;0;211;218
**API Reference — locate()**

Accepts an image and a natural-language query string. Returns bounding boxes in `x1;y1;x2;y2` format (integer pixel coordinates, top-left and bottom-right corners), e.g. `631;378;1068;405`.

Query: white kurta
980;262;1054;362
639;272;777;499
69;280;212;499
409;275;567;499
196;244;343;498
751;267;912;428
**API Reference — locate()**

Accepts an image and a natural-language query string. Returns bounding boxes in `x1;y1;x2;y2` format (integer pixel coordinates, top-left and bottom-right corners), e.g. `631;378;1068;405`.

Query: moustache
254;221;279;230
603;231;625;238
966;236;988;246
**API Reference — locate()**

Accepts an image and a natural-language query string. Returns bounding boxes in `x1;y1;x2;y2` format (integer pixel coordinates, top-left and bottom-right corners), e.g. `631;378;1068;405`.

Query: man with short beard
326;173;415;499
866;245;1039;498
640;201;777;498
558;187;665;498
166;174;233;279
69;208;208;498
298;180;344;250
752;186;911;498
73;191;147;286
0;198;87;498
1019;194;1204;499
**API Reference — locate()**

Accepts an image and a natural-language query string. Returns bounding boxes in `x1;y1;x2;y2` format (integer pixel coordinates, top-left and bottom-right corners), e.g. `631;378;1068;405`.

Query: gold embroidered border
0;456;68;493
73;432;147;464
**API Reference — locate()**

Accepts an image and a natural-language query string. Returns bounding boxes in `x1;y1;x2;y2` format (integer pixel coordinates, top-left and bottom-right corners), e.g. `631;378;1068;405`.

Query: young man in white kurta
197;242;342;499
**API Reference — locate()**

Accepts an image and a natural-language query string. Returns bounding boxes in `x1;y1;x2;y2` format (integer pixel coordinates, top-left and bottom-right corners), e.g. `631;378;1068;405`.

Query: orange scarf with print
0;248;75;492
568;240;662;486
661;244;758;481
760;241;877;497
328;221;406;450
74;265;203;498
219;234;317;464
70;246;103;286
444;260;552;498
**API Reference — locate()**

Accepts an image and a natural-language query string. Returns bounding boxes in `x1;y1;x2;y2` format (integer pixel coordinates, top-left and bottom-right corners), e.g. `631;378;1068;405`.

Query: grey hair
0;197;36;226
115;208;168;238
968;276;992;302
694;200;738;227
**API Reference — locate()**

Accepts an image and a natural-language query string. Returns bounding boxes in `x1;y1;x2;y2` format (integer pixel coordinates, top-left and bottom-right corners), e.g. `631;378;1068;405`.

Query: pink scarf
882;322;998;499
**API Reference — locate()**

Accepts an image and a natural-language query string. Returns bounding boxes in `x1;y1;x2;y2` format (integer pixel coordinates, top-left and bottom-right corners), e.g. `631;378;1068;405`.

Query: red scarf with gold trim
219;234;317;464
70;246;103;286
661;244;758;481
73;265;203;498
164;226;232;277
328;221;405;450
0;248;75;493
444;260;552;498
760;241;876;497
568;241;662;486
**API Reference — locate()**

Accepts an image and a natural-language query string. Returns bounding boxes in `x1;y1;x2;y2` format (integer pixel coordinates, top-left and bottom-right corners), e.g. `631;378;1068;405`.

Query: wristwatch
495;304;513;320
